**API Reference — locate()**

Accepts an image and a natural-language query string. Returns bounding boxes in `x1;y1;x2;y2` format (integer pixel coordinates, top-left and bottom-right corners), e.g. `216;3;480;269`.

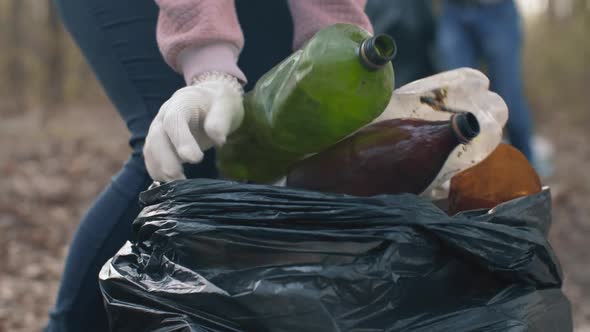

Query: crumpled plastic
100;179;572;332
374;67;509;196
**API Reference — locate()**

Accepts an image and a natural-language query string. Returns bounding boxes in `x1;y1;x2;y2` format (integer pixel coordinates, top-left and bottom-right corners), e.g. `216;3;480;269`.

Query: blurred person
45;1;373;331
366;0;437;86
436;0;538;166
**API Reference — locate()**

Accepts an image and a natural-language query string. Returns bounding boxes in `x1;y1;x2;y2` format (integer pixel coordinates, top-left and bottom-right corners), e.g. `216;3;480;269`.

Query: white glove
372;67;509;196
144;72;244;182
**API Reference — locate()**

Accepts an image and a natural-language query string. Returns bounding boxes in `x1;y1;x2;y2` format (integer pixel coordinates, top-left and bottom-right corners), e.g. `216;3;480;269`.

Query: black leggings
45;1;293;331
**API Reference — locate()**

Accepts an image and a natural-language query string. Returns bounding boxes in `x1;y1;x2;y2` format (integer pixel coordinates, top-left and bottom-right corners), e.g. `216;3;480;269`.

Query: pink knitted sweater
155;0;372;85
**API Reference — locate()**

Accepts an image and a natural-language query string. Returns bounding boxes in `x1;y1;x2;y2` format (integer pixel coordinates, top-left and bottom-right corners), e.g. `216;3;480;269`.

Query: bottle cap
452;112;480;144
359;34;397;70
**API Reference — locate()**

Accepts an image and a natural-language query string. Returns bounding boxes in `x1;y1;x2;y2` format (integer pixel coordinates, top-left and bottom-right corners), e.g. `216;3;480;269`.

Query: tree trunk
45;2;65;111
8;0;26;114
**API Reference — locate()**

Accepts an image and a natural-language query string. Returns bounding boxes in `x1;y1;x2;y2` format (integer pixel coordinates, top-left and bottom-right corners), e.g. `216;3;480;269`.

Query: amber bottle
286;113;480;196
448;143;542;215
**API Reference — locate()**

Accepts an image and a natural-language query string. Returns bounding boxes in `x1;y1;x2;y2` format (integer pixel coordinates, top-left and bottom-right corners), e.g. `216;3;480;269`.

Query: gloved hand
144;72;244;182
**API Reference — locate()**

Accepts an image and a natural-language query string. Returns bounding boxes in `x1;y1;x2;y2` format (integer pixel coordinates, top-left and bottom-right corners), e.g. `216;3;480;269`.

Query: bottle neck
450;113;480;144
358;34;397;70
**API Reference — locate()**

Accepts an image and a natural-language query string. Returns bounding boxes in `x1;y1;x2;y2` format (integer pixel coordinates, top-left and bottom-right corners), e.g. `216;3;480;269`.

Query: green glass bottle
218;24;396;183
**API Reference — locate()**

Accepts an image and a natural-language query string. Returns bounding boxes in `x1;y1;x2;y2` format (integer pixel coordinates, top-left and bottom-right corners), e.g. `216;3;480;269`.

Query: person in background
435;0;538;165
45;1;373;331
366;0;437;87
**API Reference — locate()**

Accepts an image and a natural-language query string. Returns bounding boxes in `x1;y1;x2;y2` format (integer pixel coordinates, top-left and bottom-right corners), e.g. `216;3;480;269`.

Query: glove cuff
191;71;244;95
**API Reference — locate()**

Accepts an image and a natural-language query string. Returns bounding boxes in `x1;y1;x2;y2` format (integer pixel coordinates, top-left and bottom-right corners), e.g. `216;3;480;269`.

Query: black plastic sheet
99;179;572;332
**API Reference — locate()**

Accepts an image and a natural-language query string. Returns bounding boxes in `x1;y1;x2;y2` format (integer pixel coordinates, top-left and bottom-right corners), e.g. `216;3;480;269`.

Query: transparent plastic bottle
372;68;508;196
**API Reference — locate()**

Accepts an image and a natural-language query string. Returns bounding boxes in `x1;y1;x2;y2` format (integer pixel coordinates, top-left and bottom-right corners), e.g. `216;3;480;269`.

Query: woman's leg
436;0;480;71
45;1;294;331
476;0;534;160
44;1;215;331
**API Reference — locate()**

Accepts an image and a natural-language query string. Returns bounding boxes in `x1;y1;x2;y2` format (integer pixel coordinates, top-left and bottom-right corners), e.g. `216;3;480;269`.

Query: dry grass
0;107;128;331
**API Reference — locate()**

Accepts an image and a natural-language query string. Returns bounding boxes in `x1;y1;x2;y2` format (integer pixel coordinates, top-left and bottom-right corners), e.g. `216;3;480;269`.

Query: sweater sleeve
155;0;246;84
288;0;373;50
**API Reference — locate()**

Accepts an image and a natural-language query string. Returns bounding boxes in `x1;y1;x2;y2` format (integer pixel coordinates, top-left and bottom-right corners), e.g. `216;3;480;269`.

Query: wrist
191;71;244;95
178;42;247;86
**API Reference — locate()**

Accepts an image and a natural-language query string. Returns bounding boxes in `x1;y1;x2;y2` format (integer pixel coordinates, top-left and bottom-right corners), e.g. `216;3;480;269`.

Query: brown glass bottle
286;113;480;196
448;143;542;215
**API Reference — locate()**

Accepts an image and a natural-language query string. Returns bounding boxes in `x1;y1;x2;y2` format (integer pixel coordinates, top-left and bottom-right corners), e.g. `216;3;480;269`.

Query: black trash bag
99;179;572;332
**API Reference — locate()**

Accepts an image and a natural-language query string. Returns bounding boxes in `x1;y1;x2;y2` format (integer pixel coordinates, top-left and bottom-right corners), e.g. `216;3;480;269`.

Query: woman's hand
144;72;244;182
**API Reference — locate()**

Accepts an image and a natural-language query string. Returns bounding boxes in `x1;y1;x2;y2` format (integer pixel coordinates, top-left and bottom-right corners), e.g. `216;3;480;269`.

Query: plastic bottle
217;24;396;183
286;113;480;196
448;143;542;215
372;68;508;196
